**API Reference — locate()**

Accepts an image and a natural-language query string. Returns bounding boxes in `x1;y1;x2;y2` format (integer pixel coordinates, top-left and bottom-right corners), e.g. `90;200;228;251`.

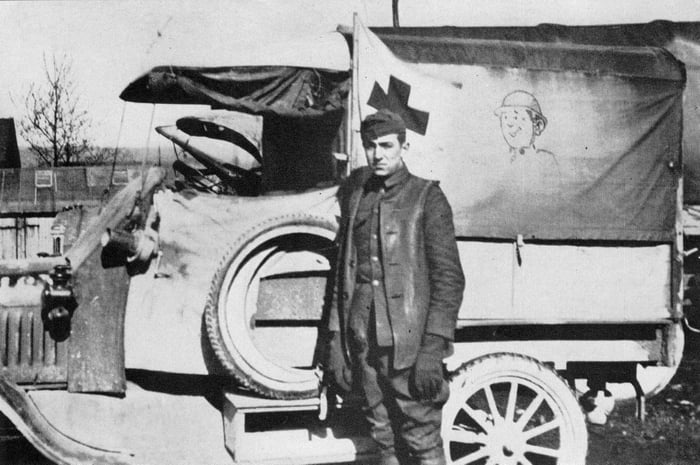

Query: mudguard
0;377;133;465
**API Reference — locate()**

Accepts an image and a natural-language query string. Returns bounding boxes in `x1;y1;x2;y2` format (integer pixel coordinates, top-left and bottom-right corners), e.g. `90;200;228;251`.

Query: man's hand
325;331;353;392
412;334;446;400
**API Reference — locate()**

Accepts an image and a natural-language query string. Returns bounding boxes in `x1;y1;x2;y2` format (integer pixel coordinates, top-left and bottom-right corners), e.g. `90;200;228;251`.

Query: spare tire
204;213;338;399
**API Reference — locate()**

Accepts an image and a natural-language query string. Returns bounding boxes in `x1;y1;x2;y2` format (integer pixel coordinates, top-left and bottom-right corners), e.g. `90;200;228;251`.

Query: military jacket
328;165;465;370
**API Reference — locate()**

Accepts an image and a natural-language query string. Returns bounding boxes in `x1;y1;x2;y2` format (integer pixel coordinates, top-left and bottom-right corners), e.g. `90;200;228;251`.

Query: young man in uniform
326;109;465;465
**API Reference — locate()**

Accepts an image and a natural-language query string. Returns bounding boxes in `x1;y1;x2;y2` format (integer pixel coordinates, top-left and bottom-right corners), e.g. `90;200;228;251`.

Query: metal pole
392;0;400;27
350;13;360;172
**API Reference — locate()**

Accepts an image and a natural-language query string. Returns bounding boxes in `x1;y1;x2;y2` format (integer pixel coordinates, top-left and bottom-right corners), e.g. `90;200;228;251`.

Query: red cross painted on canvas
367;75;430;135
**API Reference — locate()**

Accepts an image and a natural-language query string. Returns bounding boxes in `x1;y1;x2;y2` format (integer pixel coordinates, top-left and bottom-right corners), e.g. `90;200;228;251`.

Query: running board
222;390;376;464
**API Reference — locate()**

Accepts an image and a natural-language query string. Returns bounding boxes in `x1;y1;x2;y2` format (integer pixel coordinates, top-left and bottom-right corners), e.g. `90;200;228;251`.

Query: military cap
360;109;406;142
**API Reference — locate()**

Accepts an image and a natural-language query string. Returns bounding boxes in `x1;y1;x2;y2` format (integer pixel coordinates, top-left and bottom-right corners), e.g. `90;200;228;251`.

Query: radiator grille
0;306;68;384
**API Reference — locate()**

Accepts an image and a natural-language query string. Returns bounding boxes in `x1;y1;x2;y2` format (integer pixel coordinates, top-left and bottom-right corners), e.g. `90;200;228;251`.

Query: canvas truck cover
119;32;351;118
121;21;700;204
354;22;684;241
120;66;349;118
373;21;700;204
121;25;685;241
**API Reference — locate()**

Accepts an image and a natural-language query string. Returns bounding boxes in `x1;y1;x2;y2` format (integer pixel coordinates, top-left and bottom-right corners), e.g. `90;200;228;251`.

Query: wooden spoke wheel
443;353;587;465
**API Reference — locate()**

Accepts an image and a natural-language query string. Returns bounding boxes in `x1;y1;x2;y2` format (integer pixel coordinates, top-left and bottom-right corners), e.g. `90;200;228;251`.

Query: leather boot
415;451;447;465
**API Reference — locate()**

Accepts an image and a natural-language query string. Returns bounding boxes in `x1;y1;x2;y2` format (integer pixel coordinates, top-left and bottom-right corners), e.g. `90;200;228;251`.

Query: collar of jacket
377;163;409;191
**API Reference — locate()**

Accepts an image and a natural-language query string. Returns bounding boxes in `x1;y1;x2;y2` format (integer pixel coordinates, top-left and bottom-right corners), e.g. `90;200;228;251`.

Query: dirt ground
2;330;700;465
587;328;700;465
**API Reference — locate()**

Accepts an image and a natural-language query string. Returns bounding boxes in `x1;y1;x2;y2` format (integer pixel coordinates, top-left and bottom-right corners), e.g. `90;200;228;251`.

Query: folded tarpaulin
355;21;685;242
373;21;700;204
120;66;349;118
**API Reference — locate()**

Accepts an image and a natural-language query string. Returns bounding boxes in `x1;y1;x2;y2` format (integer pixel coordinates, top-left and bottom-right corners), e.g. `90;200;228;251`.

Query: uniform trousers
349;282;449;465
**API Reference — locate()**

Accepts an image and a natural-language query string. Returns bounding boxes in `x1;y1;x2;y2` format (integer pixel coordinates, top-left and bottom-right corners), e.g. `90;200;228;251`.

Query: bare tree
19;54;92;166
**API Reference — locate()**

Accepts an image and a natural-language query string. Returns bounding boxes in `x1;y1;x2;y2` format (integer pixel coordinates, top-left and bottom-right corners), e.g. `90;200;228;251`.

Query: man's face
499;107;535;150
363;133;406;177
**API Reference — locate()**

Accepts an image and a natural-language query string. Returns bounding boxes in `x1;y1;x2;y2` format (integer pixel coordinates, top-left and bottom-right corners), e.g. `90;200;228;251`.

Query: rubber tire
204;213;338;399
443;353;588;465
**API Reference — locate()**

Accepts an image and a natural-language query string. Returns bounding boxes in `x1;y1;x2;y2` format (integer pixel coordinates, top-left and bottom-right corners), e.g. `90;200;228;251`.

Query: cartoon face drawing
498;107;535;150
495;91;547;152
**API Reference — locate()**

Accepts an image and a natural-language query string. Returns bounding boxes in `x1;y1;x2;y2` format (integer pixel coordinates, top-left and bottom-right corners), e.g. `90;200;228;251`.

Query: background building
0;164;142;259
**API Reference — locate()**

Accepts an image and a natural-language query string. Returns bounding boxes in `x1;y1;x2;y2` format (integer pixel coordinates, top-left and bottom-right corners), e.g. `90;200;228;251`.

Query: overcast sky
1;0;699;149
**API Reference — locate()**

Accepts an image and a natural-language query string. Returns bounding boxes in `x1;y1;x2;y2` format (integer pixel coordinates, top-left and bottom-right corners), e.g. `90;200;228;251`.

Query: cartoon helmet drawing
494;90;547;130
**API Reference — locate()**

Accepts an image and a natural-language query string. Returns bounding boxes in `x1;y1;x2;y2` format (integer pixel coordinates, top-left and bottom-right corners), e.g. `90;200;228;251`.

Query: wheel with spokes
442;353;587;465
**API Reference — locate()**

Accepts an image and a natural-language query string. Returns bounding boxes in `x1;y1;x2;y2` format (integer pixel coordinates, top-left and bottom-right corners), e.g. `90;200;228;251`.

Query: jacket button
372;280;380;287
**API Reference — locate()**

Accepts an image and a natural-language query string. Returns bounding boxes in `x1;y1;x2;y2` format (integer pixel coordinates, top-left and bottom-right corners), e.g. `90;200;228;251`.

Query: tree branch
19;52;94;166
